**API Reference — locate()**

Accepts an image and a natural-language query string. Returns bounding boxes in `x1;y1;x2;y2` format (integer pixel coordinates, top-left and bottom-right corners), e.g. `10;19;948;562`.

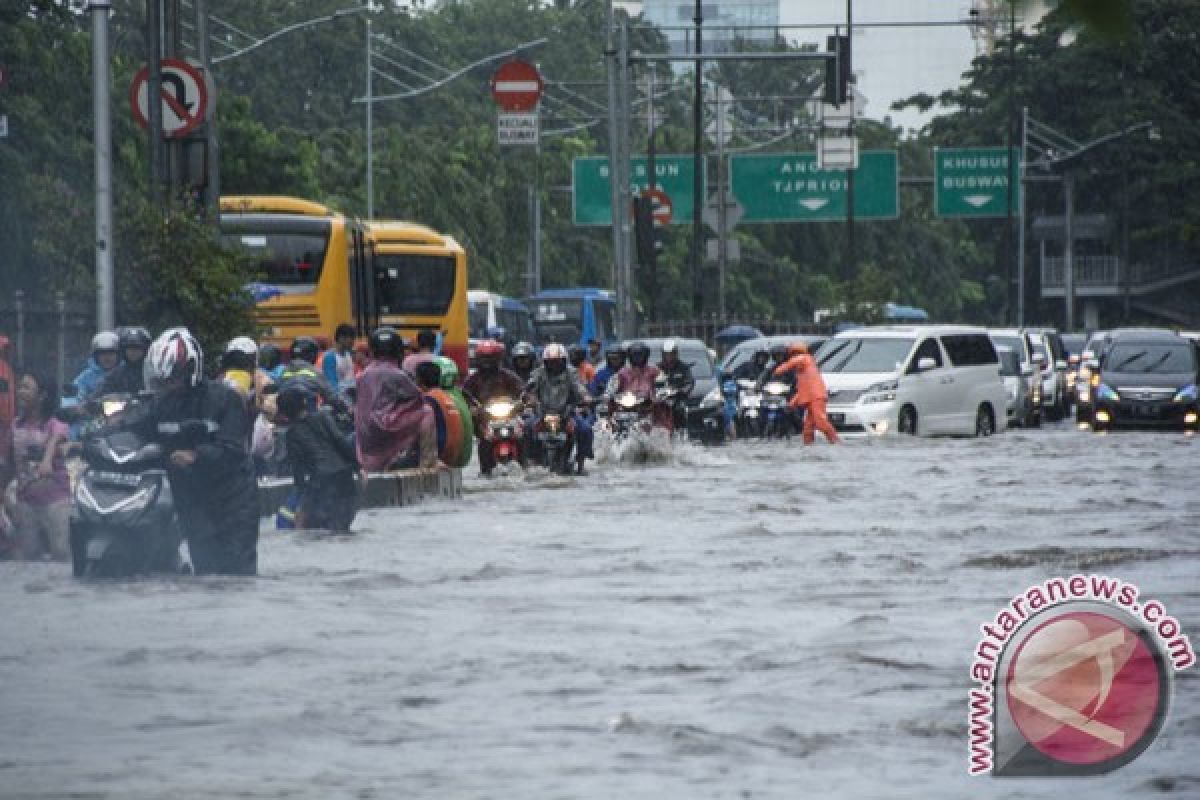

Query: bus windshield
375;253;457;315
221;216;331;287
532;299;583;344
468;301;489;338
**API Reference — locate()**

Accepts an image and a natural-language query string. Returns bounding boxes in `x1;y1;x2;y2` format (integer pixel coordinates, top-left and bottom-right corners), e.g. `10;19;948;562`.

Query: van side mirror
917;357;938;372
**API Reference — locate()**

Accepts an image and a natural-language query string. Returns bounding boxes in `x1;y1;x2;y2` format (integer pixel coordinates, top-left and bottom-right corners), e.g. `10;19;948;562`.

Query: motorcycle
735;378;763;438
68;394;186;578
759;380;794;439
482;396;524;468
535;409;576;475
608;390;654;441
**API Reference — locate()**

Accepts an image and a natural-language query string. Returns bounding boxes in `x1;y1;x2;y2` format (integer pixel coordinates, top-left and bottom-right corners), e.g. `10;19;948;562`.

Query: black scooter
69;396;188;578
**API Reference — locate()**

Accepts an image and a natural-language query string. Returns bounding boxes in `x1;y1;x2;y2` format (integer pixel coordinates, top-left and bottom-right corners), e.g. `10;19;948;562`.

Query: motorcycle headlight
700;387;722;410
616;392;639;409
486;400;516;418
1173;384;1197;403
1096;383;1120;402
762;381;789;395
101;399;127;418
859;380;898;405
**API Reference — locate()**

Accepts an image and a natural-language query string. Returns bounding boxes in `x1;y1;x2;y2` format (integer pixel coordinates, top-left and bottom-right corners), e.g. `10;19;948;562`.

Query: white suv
817;325;1009;437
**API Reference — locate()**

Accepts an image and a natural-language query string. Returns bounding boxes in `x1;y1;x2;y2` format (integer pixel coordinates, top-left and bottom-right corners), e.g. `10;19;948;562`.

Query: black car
1090;330;1199;431
637;337;724;443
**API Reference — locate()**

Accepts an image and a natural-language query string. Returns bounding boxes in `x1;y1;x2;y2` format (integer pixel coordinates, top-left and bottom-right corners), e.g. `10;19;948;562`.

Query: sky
777;0;981;133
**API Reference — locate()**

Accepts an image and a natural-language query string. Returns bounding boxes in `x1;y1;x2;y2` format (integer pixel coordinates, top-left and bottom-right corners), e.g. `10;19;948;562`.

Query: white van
817;325;1009;436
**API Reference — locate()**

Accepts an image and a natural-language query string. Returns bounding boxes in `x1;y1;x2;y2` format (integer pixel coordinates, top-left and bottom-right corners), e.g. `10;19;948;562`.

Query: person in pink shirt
8;371;71;560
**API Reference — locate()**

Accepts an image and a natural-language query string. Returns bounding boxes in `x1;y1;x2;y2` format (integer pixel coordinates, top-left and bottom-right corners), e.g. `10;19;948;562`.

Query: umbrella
715;325;764;344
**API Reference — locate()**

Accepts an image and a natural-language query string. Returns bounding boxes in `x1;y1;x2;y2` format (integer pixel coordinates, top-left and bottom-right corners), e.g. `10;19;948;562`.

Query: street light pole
90;0;115;331
365;15;374;219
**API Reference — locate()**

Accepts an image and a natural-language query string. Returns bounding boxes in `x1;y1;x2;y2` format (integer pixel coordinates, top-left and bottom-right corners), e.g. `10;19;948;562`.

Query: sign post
729;151;898;222
934;146;1021;218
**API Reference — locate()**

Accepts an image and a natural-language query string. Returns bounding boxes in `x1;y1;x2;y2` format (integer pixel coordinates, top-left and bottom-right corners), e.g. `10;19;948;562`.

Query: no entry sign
644;188;673;226
490;60;543;112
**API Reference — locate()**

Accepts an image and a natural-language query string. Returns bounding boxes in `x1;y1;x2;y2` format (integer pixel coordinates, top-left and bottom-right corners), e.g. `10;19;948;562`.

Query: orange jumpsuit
774;353;840;445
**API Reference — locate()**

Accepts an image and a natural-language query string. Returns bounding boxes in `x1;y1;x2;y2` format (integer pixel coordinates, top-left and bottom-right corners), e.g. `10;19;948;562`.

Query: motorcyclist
611;341;671;429
258;343;285;381
733;346;771;383
279;336;353;428
354;326;436;471
433;355;474;468
760;342;800;435
510;341;537;385
122;328;259;575
590;343;626;396
773;341;840;445
99;326;152;396
657;339;695;433
462;340;525;476
568;344;596;386
523;343;593;474
73;331;120;404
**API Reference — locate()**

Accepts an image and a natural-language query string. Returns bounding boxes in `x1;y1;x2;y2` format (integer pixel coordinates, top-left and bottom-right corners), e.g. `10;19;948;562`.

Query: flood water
2;425;1198;798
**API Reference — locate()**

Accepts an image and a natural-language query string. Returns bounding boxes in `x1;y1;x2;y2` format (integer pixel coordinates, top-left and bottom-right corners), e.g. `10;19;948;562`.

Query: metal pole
14;290;25;367
646;68;658;322
56;291;66;400
716;87;727;320
604;1;623;318
1005;0;1016;324
365;15;374;219
1017;105;1027;327
844;2;856;286
527;183;536;297
534;137;542;294
194;0;219;217
91;1;115;331
619;20;635;336
691;0;704;316
1063;170;1074;333
147;0;165;204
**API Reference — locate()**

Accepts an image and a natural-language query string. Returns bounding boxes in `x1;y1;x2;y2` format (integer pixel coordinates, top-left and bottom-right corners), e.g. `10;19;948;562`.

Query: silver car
996;346;1037;427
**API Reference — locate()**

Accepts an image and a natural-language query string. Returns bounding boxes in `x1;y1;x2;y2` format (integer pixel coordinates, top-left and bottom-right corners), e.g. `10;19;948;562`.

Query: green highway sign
729;150;898;222
934;147;1020;218
572;156;701;226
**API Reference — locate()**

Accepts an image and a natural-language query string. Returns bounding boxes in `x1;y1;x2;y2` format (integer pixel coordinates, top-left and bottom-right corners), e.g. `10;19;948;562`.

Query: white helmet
662;338;678;355
145;327;204;390
225;335;258;357
542;343;568;361
91;331;119;354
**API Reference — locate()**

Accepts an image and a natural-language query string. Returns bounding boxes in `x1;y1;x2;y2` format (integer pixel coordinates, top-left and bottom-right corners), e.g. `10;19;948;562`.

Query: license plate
92;471;141;487
829;413;845;424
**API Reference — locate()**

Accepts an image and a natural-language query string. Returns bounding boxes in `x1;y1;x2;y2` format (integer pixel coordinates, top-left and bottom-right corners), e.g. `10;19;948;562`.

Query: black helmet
258;343;283;371
752;347;770;366
769;343;790;364
628;341;650;367
291;336;320;364
276;385;311;421
117;326;152;351
605;347;626;370
567;344;586;367
369;326;404;360
512;341;535;370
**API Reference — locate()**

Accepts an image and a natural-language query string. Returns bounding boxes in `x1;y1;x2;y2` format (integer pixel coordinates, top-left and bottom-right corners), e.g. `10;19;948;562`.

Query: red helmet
788;341;809;357
476;340;505;359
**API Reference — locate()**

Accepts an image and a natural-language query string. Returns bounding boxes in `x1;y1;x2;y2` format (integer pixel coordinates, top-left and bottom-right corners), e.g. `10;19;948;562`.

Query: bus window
375;253;457;315
468;301;489;338
221;217;331;286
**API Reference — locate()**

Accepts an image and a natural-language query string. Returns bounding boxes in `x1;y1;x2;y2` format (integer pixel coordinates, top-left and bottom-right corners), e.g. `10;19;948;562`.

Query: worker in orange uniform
773;342;839;445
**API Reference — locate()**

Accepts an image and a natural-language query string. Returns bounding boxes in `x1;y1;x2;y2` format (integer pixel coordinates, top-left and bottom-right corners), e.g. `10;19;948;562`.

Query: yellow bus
364;220;470;376
220;196;375;347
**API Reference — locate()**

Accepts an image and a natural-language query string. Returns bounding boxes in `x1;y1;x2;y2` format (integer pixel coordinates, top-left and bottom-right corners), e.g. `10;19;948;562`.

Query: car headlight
1096;383;1120;402
1173;384;1198;403
860;380;898;405
700;387;722;410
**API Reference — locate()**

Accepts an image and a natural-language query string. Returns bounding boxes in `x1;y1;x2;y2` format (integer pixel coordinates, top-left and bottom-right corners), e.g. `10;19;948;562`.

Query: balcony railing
1041;255;1120;288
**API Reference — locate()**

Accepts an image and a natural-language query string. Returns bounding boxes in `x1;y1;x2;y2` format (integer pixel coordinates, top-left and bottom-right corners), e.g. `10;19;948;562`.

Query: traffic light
633;195;661;267
824;34;850;107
